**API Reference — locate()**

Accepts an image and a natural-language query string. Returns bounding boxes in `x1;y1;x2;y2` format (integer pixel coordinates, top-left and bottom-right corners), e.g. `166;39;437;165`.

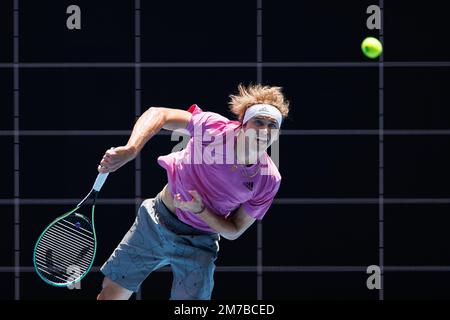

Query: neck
234;129;262;165
235;150;257;165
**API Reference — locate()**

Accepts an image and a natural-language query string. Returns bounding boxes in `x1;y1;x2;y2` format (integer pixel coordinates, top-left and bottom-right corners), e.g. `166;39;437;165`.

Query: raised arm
98;107;192;173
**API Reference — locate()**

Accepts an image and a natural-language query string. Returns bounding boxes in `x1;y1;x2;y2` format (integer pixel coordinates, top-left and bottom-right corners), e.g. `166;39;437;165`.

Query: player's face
244;116;280;149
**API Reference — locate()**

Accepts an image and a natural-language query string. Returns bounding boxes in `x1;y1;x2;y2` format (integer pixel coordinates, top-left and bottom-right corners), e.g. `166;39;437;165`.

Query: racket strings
35;246;93;282
35;214;95;285
35;248;92;282
35;240;91;268
36;232;94;264
49;223;94;248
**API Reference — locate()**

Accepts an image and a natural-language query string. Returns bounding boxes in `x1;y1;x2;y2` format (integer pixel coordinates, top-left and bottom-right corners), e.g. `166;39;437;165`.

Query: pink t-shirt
157;104;281;233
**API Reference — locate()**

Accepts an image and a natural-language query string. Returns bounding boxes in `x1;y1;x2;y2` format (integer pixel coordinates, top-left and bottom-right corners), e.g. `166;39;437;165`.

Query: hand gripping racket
33;172;109;287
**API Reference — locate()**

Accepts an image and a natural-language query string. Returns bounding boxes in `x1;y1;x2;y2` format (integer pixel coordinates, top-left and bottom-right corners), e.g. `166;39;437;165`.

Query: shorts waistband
153;193;216;236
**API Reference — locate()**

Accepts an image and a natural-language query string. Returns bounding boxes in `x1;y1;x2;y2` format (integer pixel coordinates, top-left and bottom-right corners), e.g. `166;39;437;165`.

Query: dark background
1;0;450;300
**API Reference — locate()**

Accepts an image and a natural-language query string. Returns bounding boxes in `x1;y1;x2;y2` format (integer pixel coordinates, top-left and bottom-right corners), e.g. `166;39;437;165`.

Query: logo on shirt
243;181;254;191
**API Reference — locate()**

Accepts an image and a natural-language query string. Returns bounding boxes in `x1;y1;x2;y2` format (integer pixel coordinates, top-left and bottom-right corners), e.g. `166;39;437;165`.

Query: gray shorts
100;194;220;300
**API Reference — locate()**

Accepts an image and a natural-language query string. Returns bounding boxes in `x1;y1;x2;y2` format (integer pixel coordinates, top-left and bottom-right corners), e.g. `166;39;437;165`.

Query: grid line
256;0;264;301
274;198;450;205
134;0;142;301
3;130;450;136
2;198;450;205
379;0;385;300
2;266;450;273
1;61;450;68
13;0;20;301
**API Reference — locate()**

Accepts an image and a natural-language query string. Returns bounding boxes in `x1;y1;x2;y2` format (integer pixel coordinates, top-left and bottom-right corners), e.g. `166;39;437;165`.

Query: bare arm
174;190;256;240
98;107;192;173
197;206;256;240
126;107;191;154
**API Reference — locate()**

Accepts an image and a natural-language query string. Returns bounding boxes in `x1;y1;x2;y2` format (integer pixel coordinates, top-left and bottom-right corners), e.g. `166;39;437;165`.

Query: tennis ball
361;37;383;59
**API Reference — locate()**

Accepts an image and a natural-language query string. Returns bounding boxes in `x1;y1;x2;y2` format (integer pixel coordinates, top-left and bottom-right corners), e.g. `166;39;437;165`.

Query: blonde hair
228;84;290;122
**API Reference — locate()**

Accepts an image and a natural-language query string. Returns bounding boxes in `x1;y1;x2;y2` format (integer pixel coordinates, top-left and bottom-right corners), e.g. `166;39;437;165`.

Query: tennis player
96;84;289;300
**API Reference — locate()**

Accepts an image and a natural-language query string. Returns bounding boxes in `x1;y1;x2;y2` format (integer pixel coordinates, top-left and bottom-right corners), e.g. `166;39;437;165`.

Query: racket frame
33;189;99;287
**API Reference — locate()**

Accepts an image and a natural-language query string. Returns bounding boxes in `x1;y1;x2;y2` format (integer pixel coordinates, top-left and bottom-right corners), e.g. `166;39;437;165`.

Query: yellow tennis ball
361;37;383;59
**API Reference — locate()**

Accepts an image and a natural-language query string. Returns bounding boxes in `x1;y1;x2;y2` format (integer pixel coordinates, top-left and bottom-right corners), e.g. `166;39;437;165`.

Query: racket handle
93;172;109;192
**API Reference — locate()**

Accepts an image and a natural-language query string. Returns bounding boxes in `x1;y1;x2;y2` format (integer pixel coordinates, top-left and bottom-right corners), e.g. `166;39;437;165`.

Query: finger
106;148;117;156
173;200;185;210
175;199;186;207
100;159;110;166
98;164;110;173
104;156;117;164
102;159;114;166
173;202;181;209
174;198;188;210
188;190;200;200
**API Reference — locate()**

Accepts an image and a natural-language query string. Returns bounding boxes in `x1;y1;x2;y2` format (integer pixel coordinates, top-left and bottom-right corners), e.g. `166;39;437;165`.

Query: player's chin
256;139;270;150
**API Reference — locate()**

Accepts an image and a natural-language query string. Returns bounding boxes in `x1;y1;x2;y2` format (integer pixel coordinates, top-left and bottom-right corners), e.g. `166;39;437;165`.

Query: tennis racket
33;172;109;287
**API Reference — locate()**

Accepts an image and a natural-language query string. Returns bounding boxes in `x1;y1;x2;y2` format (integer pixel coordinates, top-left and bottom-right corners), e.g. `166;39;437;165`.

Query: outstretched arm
98;107;192;173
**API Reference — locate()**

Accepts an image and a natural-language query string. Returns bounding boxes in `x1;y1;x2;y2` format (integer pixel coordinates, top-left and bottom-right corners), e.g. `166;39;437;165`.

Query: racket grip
93;172;109;192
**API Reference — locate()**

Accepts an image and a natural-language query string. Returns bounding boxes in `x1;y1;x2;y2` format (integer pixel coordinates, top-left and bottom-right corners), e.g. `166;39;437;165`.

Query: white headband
242;104;282;127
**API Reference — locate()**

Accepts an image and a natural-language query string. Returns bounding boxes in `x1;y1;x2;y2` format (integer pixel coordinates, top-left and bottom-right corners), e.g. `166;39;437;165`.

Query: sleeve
185;104;229;144
241;176;281;220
